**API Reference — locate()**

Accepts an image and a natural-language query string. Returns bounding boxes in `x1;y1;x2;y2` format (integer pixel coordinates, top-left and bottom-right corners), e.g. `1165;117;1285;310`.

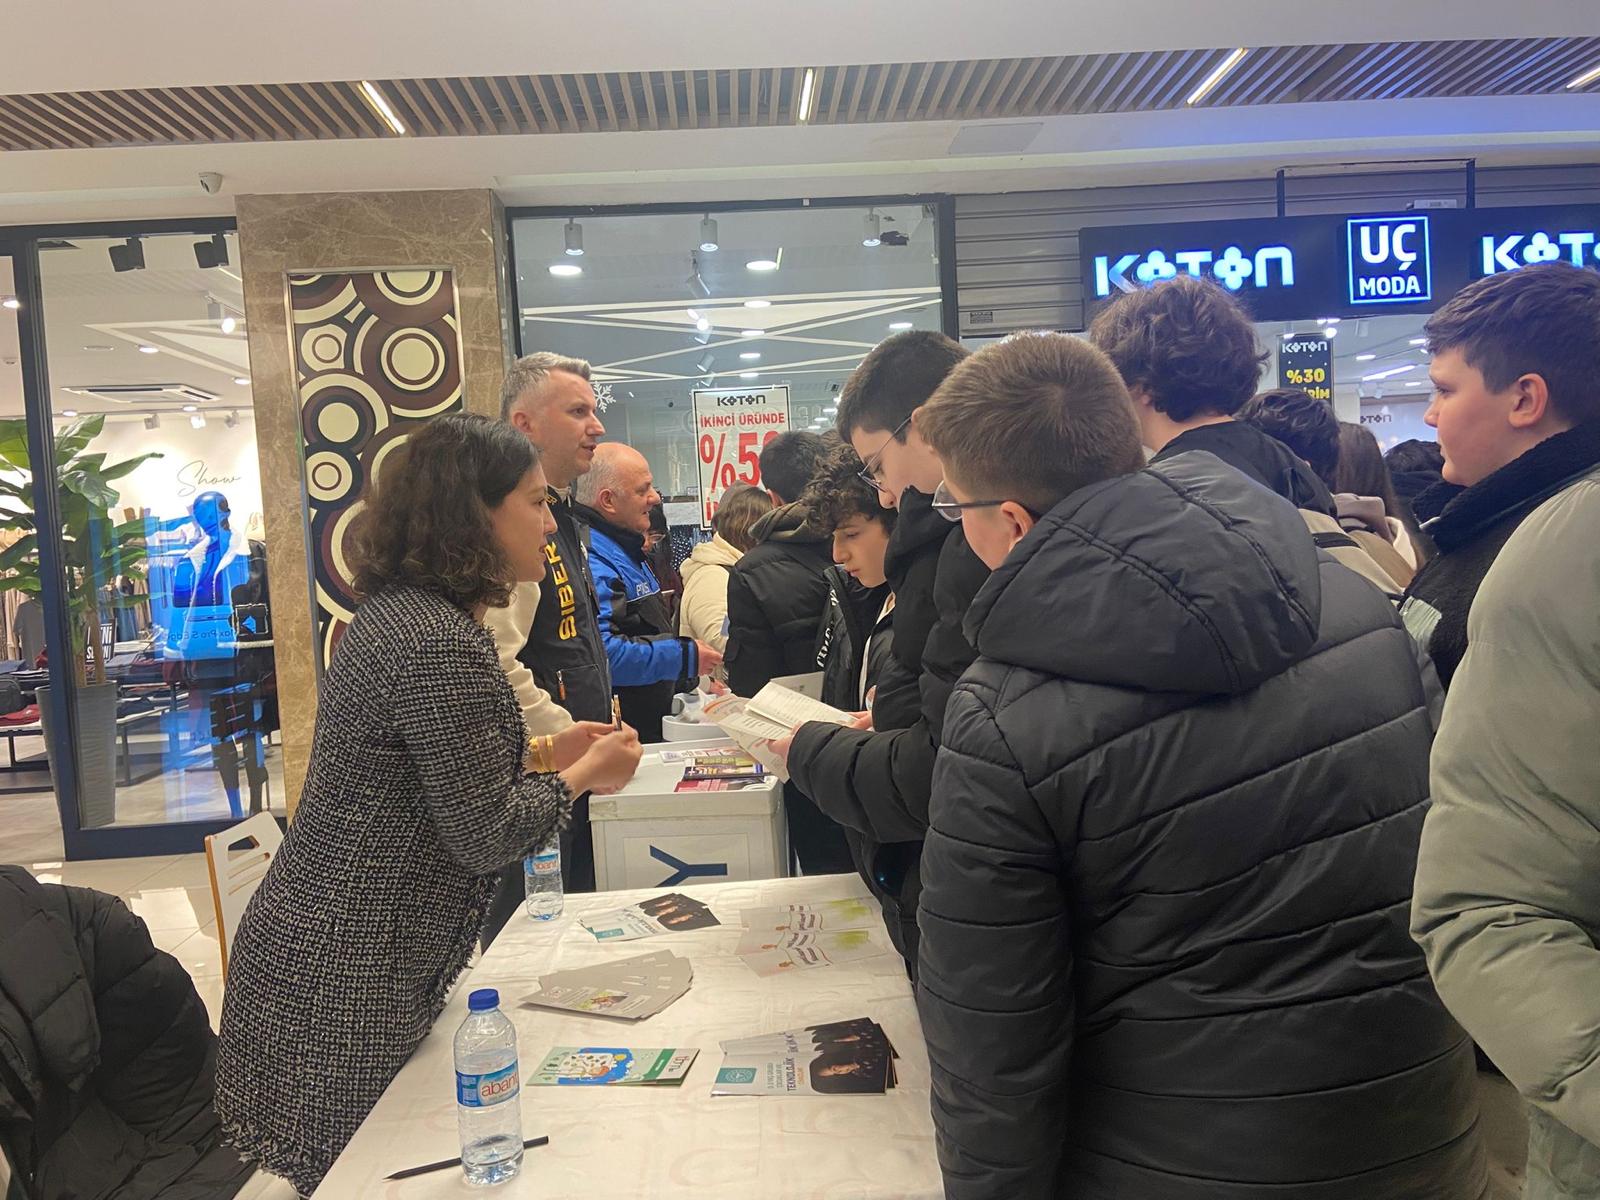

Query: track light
695;352;715;374
193;232;229;269
699;216;720;253
206;297;240;334
143;414;161;430
564;220;585;257
862;211;882;248
109;237;145;272
190;413;207;429
224;411;240;429
685;256;711;299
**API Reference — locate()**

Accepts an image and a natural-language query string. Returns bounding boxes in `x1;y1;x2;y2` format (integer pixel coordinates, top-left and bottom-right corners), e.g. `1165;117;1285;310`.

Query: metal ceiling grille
1;36;1596;150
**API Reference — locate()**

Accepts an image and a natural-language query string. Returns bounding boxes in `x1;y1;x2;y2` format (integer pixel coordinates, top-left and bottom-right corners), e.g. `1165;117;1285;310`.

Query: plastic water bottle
454;988;524;1187
524;836;563;920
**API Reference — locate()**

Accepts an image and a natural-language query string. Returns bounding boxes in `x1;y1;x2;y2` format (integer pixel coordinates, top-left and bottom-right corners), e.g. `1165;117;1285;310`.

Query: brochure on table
713;1018;898;1096
531;1046;699;1087
521;951;693;1020
579;893;721;941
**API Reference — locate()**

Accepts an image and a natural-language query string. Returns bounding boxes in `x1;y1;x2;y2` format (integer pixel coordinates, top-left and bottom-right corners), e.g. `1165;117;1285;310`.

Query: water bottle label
530;850;560;878
457;1062;520;1107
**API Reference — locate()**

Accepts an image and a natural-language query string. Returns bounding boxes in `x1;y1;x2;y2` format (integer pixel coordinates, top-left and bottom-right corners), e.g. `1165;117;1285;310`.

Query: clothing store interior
2;6;1599;1200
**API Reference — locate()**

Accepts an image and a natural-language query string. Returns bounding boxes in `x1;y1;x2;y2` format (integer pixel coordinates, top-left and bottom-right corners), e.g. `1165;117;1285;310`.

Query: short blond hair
917;333;1144;516
500;352;592;420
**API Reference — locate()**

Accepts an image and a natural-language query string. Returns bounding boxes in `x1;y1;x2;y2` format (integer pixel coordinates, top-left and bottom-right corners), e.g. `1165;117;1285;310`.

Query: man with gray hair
482;352;614;920
574;442;721;741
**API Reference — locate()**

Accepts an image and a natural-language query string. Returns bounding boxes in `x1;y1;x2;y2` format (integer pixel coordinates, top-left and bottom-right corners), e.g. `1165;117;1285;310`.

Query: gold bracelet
542;735;555;773
528;735;551;774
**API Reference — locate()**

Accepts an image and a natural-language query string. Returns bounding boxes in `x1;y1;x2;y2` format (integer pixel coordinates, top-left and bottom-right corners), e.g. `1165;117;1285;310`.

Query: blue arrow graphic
649;845;729;888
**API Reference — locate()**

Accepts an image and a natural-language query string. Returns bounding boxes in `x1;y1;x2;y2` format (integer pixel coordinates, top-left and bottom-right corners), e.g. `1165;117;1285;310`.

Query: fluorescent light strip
796;68;816;124
359;80;406;135
1567;61;1600;90
1187;47;1248;106
1362;364;1417;382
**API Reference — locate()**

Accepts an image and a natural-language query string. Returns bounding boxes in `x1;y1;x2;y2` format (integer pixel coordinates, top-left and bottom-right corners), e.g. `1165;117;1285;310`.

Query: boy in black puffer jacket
915;333;1485;1200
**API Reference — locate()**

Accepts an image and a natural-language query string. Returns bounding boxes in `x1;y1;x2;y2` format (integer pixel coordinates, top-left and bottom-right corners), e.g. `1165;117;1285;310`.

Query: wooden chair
204;811;282;977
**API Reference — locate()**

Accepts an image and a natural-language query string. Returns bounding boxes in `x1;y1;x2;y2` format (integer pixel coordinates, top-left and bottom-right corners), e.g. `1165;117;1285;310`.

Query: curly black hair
347;412;536;612
1237;388;1340;489
1087;275;1268;422
798;440;896;536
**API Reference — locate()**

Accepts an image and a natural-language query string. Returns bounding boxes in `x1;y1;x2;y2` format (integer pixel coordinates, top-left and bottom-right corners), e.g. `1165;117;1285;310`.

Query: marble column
236;189;513;814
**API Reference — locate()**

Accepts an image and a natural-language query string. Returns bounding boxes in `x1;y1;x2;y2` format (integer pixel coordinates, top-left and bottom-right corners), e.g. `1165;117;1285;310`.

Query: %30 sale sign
692;384;791;527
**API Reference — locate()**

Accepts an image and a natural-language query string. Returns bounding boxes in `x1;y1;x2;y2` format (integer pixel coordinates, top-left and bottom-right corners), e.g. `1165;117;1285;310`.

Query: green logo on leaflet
716;1067;757;1084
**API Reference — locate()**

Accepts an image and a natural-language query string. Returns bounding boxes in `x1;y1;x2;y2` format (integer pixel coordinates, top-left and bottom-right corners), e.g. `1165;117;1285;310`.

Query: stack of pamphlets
673;750;773;792
579;893;721;941
530;1046;699;1087
521;951;692;1020
711;1018;898;1095
736;898;887;976
701;682;856;782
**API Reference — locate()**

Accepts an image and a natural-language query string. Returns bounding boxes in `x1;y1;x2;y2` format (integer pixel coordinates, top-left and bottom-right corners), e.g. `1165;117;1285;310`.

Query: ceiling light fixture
0;296;18;310
182;405;198;413
1324;324;1338;337
696;352;715;374
564;219;585;257
84;344;113;352
1566;60;1600;89
740;328;761;337
1362;364;1417;382
862;210;882;248
1356;353;1377;362
740;352;760;361
741;371;759;380
224;411;240;428
190;413;207;429
193;232;229;269
108;236;145;272
358;80;406;135
143;414;161;430
699;216;720;253
60;409;78;418
233;376;250;385
796;67;816;123
137;344;159;354
1406;381;1424;388
1281;330;1297;340
1409;337;1427;345
686;256;711;299
549;262;583;277
1187;47;1248;106
889;320;913;330
744;299;771;309
206;297;240;334
696;317;711;333
747;258;779;272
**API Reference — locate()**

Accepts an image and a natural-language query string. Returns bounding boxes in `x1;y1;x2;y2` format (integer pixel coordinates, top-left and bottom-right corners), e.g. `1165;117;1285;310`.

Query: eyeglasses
931;479;1009;523
856;412;914;494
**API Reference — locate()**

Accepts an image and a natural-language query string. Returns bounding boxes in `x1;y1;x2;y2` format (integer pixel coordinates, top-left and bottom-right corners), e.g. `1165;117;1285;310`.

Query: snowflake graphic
594;383;616;412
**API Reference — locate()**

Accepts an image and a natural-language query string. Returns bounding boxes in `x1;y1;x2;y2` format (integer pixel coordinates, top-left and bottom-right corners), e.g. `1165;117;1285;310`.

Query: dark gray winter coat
917;451;1486;1200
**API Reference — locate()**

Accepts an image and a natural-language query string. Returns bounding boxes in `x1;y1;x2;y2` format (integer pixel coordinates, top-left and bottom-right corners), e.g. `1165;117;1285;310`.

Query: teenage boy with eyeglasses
776;330;990;974
914;331;1483;1200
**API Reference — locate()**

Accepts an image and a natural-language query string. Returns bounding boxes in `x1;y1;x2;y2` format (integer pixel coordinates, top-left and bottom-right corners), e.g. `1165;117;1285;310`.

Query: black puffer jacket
1154;419;1338;515
724;501;833;697
0;866;251;1200
918;452;1485;1200
789;489;989;967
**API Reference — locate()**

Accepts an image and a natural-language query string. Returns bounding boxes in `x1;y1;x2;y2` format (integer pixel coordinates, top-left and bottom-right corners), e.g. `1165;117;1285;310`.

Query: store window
509;202;945;533
21;231;278;833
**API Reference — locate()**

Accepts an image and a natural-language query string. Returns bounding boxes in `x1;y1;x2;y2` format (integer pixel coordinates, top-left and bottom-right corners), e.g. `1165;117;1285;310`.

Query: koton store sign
692;383;791;527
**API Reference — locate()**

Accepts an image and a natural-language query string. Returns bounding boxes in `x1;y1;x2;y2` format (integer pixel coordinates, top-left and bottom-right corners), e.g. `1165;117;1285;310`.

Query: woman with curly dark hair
215;413;639;1195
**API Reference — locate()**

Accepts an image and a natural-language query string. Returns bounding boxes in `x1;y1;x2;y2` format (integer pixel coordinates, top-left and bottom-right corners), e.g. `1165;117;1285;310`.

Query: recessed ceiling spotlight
747;258;779;272
0;296;19;310
137;344;159;354
740;352;761;361
744;299;770;309
233;376;250;385
1324;324;1338;337
549;262;583;277
699;215;719;253
862;210;882;248
564;219;585;257
889;321;913;330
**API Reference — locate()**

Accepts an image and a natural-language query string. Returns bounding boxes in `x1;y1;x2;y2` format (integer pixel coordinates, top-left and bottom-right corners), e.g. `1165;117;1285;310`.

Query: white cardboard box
588;743;788;891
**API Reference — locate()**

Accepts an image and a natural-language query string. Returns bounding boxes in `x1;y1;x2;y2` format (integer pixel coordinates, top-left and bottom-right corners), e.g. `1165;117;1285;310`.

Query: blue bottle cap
468;988;500;1012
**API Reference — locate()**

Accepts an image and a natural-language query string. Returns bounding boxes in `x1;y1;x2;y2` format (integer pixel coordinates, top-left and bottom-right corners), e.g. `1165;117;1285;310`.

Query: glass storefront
0;222;275;858
509;200;948;518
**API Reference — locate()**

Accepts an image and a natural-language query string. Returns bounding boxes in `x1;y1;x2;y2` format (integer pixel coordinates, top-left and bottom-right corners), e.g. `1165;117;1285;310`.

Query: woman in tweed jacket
215;414;640;1195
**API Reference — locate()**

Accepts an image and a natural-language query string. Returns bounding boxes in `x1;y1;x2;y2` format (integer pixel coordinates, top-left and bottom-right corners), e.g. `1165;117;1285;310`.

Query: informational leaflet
738;928;888;977
700;683;856;782
521;952;693;1020
741;899;879;934
530;1046;700;1087
712;1019;897;1096
579;893;721;942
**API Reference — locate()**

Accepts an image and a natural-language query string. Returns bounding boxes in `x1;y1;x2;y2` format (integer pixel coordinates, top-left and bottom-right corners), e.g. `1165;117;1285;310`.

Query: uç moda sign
691;384;791;527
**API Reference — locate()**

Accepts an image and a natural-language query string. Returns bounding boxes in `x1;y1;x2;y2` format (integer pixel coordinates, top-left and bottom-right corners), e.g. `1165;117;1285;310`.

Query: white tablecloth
314;874;942;1199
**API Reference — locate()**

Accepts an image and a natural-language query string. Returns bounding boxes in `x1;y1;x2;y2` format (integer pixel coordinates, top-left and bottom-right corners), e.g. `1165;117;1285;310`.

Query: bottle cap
468;988;500;1012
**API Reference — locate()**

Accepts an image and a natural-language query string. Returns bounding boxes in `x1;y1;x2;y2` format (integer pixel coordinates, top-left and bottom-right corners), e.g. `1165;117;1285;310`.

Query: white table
314;874;941;1199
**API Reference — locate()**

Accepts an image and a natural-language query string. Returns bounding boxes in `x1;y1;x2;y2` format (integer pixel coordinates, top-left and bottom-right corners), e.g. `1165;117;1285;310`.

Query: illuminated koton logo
1348;216;1432;305
1092;244;1295;297
1481;229;1600;275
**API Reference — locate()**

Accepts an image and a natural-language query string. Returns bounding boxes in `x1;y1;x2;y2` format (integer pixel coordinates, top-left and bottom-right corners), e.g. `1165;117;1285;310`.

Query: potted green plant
0;415;160;827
